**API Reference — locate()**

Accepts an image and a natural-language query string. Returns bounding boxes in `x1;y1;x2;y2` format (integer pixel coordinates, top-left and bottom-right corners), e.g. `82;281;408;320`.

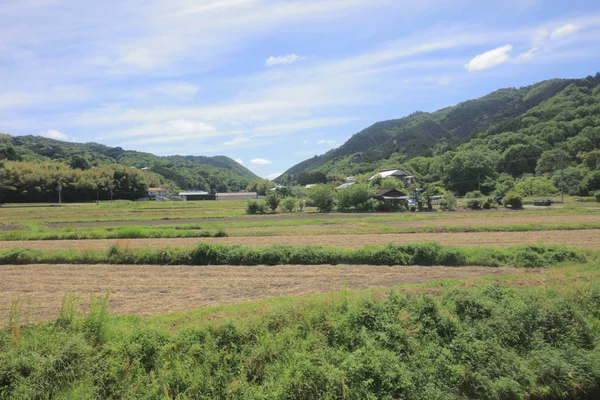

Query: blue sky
1;0;599;179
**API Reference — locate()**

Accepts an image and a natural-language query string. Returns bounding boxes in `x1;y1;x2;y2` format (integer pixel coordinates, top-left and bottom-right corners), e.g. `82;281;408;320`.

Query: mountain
0;134;259;192
278;74;600;195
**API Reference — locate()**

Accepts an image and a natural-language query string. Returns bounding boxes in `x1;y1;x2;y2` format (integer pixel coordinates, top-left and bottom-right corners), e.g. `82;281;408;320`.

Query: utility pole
559;151;564;203
57;178;62;205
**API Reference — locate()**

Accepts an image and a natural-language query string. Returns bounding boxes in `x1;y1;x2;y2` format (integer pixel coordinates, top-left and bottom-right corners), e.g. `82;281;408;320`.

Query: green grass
0;242;593;268
1;220;600;241
2;267;600;399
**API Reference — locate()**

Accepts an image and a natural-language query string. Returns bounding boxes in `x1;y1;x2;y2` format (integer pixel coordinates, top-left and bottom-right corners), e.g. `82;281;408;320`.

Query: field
2;198;600;398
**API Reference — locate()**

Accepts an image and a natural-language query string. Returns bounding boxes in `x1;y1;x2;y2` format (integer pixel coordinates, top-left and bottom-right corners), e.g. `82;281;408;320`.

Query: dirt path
0;264;535;321
1;229;599;250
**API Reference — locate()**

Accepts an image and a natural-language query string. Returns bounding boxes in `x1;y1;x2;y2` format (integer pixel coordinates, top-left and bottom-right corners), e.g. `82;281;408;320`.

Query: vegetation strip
3;270;600;398
0;242;591;268
2;222;600;241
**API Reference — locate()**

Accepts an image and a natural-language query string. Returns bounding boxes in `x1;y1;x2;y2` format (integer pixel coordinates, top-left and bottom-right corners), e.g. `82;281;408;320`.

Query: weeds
0;242;592;268
2;279;600;398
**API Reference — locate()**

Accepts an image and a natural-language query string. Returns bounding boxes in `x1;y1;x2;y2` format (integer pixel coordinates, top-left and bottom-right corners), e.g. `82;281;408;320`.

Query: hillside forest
0;135;258;202
279;73;600;198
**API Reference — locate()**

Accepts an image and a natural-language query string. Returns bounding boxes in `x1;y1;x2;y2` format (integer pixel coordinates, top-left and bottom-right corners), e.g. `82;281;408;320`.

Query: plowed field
0;264;535;321
1;229;598;250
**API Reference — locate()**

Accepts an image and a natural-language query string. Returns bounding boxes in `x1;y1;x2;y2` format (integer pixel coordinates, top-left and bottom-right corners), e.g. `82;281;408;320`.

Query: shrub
265;192;281;213
467;199;482;210
246;200;267;215
503;191;523;209
282;197;297;213
307;184;335;212
595;191;600;203
482;197;494;210
439;198;449;211
214;229;228;238
465;190;484;198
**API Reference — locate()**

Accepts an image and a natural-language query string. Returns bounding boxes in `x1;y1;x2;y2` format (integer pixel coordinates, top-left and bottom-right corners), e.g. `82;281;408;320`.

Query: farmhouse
334;182;356;190
374;188;409;206
368;169;415;185
148;187;170;200
334;176;357;190
178;191;215;201
216;192;258;200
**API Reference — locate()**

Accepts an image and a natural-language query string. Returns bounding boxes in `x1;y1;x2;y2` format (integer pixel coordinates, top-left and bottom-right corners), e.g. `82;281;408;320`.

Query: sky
1;0;600;180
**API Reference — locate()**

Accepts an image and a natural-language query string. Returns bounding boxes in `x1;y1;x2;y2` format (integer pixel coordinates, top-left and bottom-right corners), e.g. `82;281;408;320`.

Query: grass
2;220;600;241
0;242;593;268
2;265;600;399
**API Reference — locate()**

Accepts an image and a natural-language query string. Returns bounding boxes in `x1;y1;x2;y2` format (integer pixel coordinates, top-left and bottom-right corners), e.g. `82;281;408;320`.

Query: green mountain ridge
278;73;600;196
0;134;259;193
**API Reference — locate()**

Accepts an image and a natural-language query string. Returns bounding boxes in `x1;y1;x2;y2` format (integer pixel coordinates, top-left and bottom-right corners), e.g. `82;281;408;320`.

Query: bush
595;191;600;203
465;190;484;198
336;184;374;212
245;200;267;215
298;198;306;211
467;199;482;210
439;198;449;211
503;191;523;209
307;184;335;212
265;192;281;213
482;197;494;210
281;197;297;213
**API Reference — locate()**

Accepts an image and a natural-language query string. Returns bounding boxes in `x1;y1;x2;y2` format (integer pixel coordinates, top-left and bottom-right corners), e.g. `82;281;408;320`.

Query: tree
514;176;558;197
265;192;280;213
552;167;586;196
307;184;335;212
282;197;297;213
336;184;374;212
69;155;91;170
246;179;275;196
584;170;600;193
446;148;500;195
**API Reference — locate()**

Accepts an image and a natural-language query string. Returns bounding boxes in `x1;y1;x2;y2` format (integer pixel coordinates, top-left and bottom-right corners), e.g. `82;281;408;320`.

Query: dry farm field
1;198;599;322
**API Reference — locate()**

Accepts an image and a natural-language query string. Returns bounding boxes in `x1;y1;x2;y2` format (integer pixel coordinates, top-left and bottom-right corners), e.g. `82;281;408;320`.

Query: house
334;182;356;190
148;187;170;200
374;188;409;204
368;169;415;185
178;191;215;201
216;192;258;200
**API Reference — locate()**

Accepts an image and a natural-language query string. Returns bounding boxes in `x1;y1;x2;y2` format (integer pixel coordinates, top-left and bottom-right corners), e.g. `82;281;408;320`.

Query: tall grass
0;242;591;268
2;278;600;398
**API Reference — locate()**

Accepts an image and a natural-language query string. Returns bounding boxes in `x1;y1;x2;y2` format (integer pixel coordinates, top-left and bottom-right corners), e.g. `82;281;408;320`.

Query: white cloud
517;47;538;61
303;140;309;144
265;172;282;180
251;158;272;165
224;137;250;146
465;44;513;72
234;158;244;165
550;24;580;40
40;129;68;140
266;54;302;66
317;139;337;145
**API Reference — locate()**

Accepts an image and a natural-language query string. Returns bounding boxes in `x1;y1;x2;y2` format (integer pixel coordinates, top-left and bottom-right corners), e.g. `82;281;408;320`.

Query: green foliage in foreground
3;277;600;399
0;243;590;268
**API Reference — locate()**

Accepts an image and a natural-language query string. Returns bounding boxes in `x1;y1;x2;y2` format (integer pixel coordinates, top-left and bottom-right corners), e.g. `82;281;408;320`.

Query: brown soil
0;264;534;321
2;229;599;250
43;213;600;230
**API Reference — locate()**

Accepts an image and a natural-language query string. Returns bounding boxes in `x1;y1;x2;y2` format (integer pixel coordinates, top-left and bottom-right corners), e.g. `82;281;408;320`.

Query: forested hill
278;74;600;195
0;134;259;195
